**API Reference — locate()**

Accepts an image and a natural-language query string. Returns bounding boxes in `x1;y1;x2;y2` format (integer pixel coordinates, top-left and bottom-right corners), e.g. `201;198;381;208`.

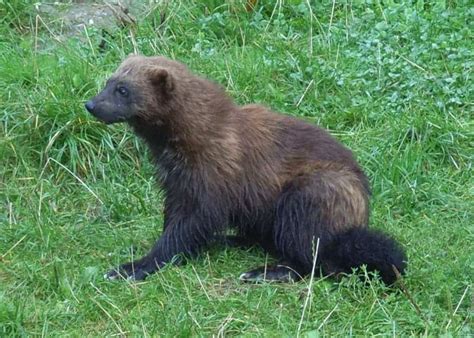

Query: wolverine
85;55;406;284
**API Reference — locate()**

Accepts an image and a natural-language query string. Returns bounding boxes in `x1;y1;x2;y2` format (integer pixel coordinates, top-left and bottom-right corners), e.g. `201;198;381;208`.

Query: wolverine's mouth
97;114;119;125
93;112;127;125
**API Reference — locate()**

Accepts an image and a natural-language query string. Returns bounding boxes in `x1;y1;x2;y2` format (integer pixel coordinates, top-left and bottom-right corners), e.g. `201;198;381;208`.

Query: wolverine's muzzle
84;99;126;124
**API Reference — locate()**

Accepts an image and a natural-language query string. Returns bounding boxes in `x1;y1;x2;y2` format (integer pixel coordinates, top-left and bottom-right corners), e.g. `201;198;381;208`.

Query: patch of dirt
35;1;154;37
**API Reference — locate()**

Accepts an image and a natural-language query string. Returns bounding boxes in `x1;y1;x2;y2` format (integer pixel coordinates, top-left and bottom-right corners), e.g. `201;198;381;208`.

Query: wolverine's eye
116;86;129;97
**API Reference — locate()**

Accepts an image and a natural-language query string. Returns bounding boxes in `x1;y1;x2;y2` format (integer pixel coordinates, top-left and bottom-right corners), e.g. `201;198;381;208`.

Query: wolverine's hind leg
261;168;369;282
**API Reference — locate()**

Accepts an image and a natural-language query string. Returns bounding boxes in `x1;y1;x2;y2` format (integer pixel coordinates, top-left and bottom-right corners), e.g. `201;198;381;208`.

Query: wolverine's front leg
106;205;226;281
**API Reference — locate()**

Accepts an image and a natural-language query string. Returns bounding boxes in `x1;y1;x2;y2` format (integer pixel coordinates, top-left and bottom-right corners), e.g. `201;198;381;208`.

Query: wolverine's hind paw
239;264;303;283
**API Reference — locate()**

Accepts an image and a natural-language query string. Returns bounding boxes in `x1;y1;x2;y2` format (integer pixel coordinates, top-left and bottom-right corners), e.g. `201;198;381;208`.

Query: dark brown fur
85;55;406;284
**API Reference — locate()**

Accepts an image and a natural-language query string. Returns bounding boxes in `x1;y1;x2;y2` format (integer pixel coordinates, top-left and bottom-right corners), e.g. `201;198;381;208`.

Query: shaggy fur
85;55;406;284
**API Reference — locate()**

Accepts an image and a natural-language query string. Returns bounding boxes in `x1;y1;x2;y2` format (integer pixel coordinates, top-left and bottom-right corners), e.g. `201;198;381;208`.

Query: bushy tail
320;228;407;285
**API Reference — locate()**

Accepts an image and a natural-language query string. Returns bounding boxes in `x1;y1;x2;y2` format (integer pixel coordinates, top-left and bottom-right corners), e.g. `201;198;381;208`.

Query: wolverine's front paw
105;260;158;281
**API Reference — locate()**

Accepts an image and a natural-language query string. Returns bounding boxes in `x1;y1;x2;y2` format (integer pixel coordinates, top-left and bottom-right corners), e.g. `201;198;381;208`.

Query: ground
0;1;472;336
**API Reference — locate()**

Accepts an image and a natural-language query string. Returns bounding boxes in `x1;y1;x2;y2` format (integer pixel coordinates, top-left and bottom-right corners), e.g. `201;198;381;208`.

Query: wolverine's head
85;55;181;124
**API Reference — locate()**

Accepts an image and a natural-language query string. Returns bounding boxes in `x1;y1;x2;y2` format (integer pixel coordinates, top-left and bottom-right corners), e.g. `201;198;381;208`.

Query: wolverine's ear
148;67;174;93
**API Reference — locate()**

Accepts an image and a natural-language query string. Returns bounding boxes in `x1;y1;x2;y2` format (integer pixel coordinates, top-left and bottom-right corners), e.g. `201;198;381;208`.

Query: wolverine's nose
85;100;95;113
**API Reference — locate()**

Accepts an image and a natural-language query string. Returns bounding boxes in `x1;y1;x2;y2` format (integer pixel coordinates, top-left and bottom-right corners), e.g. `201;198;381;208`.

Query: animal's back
236;104;369;194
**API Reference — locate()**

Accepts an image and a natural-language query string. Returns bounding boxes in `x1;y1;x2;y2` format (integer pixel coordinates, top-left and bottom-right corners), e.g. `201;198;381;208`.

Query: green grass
1;0;472;336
